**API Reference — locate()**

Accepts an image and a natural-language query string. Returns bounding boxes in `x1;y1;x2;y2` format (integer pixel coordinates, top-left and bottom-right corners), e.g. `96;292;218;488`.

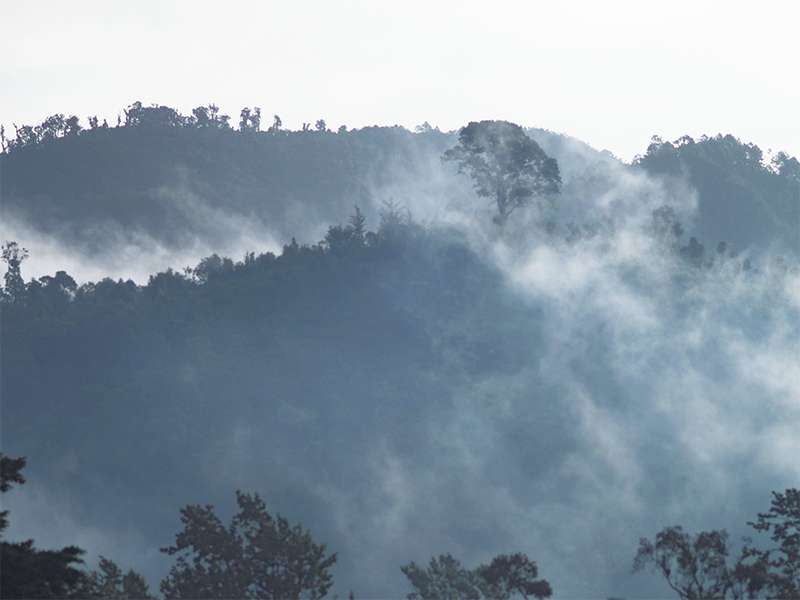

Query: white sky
1;0;798;162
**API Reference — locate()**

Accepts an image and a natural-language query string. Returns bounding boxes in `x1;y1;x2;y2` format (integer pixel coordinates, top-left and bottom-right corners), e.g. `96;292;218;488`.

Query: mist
1;127;797;599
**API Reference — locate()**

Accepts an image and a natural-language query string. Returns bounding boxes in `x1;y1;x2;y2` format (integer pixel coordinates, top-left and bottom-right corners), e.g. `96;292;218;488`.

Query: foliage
443;120;561;226
2;241;29;303
80;556;157;599
476;553;552;600
160;490;337;599
0;454;89;599
636;134;799;252
632;526;755;599
747;488;800;598
401;553;552;600
402;554;486;600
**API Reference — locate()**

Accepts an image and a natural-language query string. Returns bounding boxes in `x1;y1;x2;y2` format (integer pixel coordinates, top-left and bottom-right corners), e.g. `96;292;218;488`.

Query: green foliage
443;120;561;226
160;490;337;599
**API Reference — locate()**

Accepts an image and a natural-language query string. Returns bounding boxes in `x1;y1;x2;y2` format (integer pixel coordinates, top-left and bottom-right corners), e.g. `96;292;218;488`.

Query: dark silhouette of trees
239;107;261;131
633;488;800;599
633;526;756;599
443;120;560;226
2;241;29;303
746;488;800;599
401;552;552;600
160;490;337;599
478;553;552;600
0;454;88;599
402;554;485;600
81;556;157;599
192;104;231;129
124;101;185;128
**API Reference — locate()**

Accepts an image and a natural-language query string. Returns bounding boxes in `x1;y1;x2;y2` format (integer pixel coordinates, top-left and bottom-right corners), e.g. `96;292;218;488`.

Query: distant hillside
0;115;453;250
2;105;797;258
636;134;799;252
1;107;797;598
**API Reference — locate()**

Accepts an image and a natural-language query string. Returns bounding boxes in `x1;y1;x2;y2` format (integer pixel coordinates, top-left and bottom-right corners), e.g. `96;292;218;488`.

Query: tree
401;553;552;600
477;553;552;600
124;101;185;128
160;490;337;599
2;241;29;302
747;488;800;599
192;105;231;129
402;554;485;600
442;121;561;226
81;555;157;599
324;205;367;255
680;237;705;265
239;107;262;132
633;526;770;600
0;454;89;599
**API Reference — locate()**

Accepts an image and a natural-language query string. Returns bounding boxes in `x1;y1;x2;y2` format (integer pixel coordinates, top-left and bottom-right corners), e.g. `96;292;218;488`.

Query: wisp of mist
2;132;797;599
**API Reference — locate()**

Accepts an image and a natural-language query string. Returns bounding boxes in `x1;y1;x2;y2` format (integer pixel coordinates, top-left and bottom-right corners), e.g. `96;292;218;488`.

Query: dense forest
1;104;798;598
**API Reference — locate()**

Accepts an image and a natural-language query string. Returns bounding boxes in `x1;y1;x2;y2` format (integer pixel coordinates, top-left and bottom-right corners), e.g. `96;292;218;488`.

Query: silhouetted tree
0;454;89;599
633;526;756;599
402;554;485;600
2;241;29;303
443;121;561;226
239;107;261;131
80;556;157;599
402;553;552;600
746;489;800;599
160;491;336;599
124;101;185;128
192;104;231;129
680;237;705;265
477;553;552;600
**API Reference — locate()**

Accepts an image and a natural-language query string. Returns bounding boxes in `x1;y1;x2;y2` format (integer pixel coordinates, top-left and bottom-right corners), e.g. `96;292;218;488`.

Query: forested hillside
1;106;798;599
3;103;797;264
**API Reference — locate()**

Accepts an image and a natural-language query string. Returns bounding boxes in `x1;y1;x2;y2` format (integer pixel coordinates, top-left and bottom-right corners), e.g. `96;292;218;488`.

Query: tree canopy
443;120;561;226
1;454;87;599
401;552;552;600
160;490;337;599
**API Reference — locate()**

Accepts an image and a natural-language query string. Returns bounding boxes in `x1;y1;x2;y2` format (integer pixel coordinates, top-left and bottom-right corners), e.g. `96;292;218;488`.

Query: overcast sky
1;0;798;162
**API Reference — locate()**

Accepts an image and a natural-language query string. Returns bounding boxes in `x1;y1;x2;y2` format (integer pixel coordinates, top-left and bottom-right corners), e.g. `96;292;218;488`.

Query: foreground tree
632;526;757;599
80;555;157;599
0;454;88;599
443;121;560;226
160;490;336;599
477;553;553;600
401;552;552;600
633;488;799;599
747;488;800;598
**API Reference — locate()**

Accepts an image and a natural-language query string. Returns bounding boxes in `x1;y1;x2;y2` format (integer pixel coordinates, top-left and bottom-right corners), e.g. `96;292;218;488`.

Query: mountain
1;108;798;599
